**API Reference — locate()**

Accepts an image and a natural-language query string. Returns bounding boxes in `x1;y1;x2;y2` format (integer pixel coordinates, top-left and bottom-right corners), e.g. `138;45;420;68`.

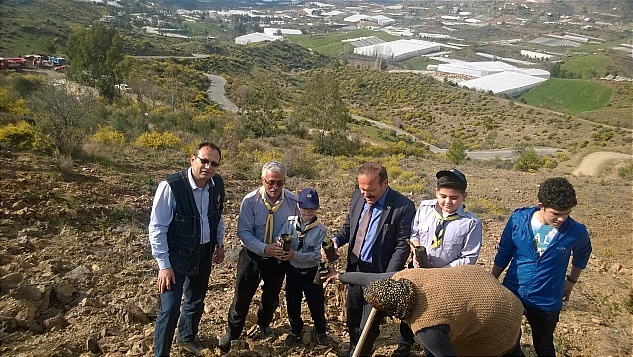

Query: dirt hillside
0;148;631;357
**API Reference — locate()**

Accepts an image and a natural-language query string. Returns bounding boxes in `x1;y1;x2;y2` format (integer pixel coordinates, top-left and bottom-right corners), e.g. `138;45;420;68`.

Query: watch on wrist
566;275;577;284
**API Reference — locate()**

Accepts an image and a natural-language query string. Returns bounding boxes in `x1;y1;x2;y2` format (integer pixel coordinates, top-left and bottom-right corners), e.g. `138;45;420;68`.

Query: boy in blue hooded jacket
492;177;591;357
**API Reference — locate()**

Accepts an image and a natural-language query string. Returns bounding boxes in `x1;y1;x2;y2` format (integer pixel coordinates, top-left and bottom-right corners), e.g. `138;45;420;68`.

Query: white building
343;14;395;26
263;28;302;36
521;50;556;60
437;61;518;77
235;33;282;45
354;39;441;61
458;72;548;96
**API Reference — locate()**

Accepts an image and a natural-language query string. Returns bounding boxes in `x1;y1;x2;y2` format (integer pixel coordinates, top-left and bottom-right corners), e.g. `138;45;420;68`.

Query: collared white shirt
149;168;225;270
410;199;482;268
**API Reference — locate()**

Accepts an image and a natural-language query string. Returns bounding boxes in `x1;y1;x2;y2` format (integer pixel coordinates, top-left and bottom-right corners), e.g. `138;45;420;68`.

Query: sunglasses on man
195;155;220;167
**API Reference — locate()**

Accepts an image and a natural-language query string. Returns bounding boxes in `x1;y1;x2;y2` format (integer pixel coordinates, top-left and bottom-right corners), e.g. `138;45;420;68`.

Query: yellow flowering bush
135;131;181;150
92;126;125;146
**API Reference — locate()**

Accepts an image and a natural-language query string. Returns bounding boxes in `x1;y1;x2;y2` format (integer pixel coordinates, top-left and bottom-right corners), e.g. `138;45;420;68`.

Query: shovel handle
353;307;378;357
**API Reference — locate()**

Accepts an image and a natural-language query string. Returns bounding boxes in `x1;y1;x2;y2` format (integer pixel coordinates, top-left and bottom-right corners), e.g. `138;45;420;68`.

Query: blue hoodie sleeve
493;211;519;269
570;222;592;269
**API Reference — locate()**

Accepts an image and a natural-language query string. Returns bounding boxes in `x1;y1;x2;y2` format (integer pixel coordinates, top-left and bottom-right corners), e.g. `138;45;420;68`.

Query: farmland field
288;29;399;56
522;78;613;115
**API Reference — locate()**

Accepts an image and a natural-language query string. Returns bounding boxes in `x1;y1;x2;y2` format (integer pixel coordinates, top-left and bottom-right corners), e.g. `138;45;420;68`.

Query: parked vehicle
0;57;27;71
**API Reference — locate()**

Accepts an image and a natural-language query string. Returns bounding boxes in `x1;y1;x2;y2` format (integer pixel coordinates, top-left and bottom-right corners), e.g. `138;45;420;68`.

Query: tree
28;84;99;157
235;74;283;139
294;72;356;156
446;139;467;165
66;22;124;101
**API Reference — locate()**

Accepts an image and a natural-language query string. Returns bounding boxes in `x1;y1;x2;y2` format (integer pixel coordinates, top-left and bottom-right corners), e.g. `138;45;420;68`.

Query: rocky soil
0;147;631;357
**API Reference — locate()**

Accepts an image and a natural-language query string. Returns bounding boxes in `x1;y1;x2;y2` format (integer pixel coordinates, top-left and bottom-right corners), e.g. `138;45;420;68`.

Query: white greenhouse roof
458;72;547;94
355;39;440;58
263;28;302;35
235;33;281;45
344;14;370;22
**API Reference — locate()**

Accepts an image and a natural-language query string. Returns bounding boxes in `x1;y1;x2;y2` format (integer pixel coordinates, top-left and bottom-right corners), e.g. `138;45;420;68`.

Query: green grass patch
288;30;399;56
403;57;440;71
560;53;610;79
0;0;107;55
522;78;612;115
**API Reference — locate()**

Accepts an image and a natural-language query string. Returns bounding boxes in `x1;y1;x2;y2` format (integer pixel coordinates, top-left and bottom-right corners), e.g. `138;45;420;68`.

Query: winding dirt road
572;151;632;176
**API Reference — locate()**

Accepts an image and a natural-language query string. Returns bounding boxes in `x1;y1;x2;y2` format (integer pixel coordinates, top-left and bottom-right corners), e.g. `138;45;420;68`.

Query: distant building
521;50;556;60
458;72;548;97
235;33;282;45
354;39;440;61
100;15;116;24
263;28;302;36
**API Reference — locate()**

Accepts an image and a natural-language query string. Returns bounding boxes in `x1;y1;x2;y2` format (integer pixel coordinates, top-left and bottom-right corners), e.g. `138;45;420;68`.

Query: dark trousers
154;243;212;357
398;321;416;348
225;247;286;339
346;261;387;357
415;324;524;357
285;265;327;335
524;306;560;357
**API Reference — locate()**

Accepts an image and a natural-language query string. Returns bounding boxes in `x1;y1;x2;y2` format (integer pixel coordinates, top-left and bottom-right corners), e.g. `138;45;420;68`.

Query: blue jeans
524;306;560;357
153;243;212;357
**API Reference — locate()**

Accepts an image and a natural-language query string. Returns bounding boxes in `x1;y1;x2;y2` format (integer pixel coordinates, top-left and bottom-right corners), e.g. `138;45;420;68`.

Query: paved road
354;115;559;160
204;73;238;113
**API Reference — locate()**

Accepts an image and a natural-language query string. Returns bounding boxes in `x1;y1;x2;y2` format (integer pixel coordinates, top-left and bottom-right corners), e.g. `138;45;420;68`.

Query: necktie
296;217;319;251
431;210;459;249
259;187;284;244
351;205;373;263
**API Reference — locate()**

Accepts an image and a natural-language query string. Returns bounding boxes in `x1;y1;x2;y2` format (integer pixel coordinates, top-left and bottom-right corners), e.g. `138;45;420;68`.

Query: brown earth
0;146;631;357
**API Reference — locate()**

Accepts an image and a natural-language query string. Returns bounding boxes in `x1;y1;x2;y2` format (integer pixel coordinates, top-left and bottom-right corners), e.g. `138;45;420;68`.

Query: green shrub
92;126;125;146
514;146;543;172
618;162;633;180
467;198;509;217
284;149;319;179
135;131;181;150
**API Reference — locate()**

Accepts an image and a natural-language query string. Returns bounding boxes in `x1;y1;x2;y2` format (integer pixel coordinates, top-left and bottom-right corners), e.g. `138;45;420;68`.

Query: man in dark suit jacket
332;162;415;357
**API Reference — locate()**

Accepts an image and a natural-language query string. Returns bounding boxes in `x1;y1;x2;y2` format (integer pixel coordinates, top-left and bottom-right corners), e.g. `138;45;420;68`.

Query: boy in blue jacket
492;177;591;357
278;188;329;347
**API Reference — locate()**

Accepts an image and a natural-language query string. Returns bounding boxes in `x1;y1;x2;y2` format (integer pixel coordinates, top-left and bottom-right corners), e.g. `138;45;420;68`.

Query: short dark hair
358;162;388;183
437;175;467;194
194;142;221;161
537;177;577;210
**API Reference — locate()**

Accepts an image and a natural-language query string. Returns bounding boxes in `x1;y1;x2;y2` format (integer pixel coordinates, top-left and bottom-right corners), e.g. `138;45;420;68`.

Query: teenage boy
277;188;329;347
393;168;482;356
492;177;591;357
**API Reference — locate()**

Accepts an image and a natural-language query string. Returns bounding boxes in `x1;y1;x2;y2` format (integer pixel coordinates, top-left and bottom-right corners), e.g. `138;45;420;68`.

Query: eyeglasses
195;155;220;167
263;178;284;187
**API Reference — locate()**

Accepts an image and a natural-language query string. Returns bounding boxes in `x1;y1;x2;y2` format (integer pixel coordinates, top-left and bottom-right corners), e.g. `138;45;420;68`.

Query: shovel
353;307;378;357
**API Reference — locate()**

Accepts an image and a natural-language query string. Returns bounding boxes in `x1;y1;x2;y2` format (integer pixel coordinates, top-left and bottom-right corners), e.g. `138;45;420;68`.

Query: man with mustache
332;162;416;356
149;142;225;356
219;160;299;353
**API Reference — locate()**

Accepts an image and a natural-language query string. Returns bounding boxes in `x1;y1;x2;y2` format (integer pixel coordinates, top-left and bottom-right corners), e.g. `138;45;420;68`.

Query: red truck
0;57;27;71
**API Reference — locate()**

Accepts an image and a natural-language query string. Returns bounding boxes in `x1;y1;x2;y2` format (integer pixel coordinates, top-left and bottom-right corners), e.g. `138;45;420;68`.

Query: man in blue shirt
492;177;592;356
219;161;299;353
149;142;225;357
332;162;415;357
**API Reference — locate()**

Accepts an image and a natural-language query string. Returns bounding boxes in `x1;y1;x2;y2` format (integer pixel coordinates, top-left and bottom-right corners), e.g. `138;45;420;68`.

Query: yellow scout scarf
295;217;320;251
431;209;460;249
259;186;285;244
